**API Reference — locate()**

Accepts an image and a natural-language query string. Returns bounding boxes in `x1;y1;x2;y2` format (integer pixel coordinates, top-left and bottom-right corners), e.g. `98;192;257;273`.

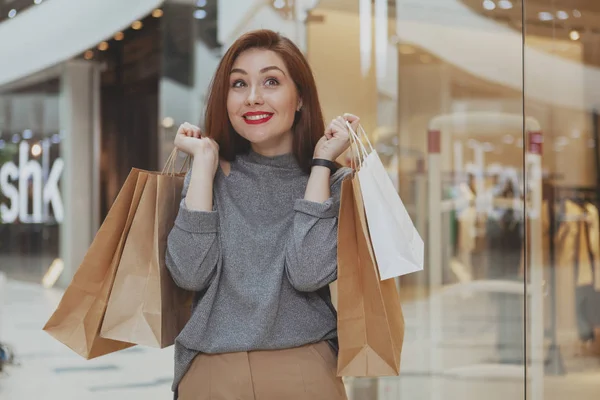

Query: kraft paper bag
43;169;145;359
100;169;192;348
336;176;405;377
349;123;424;280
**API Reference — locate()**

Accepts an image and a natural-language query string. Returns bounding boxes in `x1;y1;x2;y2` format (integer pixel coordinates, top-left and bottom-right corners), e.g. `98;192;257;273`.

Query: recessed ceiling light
8;9;17;18
538;12;553;21
503;135;514;144
162;117;175;128
483;0;496;11
556;10;569;20
573;9;582;18
498;0;513;10
194;9;207;19
570;30;580;41
131;20;143;30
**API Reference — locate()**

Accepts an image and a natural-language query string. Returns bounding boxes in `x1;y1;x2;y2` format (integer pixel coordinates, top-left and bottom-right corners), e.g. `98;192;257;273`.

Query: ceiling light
498;0;512;10
573;9;582;18
114;32;124;41
482;0;496;11
132;20;143;30
8;9;17;18
98;41;109;51
196;0;207;6
84;50;94;60
570;30;580;41
34;0;43;4
274;0;286;9
31;143;42;157
152;9;163;18
11;134;21;143
194;9;207;19
502;135;514;144
556;10;569;20
538;12;553;21
162;117;175;129
555;136;569;146
23;129;33;139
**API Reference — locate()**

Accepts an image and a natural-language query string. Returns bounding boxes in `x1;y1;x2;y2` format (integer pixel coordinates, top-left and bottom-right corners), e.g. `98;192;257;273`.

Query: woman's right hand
174;122;219;177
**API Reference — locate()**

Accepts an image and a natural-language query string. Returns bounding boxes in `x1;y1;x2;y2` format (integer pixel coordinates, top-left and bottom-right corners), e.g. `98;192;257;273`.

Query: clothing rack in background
543;184;599;375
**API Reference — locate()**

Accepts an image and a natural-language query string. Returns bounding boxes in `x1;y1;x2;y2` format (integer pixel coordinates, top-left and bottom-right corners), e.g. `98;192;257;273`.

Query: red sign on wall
428;130;441;154
528;131;543;155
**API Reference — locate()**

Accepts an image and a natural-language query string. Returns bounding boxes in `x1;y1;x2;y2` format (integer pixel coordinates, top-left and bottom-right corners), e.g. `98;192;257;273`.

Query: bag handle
346;121;371;170
347;122;362;170
162;148;192;176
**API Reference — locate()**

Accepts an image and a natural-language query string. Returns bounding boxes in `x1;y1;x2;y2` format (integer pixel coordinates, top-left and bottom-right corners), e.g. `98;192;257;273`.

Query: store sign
0;141;64;224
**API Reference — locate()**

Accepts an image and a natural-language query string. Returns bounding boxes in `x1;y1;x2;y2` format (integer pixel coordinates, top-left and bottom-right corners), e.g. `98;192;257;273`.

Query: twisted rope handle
346;121;370;170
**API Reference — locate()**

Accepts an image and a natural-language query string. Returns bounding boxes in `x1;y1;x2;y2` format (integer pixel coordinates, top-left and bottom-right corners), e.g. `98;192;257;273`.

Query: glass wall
523;1;600;399
307;0;523;397
0;78;62;283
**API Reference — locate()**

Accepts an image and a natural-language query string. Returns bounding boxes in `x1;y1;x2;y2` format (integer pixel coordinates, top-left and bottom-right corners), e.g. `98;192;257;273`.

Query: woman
166;29;359;400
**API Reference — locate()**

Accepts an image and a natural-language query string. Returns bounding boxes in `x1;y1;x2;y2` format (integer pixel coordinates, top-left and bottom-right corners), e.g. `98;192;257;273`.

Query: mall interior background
1;0;600;399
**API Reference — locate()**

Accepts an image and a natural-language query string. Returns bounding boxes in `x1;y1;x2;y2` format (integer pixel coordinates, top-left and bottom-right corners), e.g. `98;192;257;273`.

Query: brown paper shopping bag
336;175;405;376
43;169;146;359
100;165;192;348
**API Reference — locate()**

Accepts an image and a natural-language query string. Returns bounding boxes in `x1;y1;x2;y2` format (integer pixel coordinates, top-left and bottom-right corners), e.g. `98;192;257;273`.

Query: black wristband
311;158;338;174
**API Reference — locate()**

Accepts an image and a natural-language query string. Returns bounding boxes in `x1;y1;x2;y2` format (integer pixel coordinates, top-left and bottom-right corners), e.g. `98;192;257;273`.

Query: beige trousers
178;342;348;400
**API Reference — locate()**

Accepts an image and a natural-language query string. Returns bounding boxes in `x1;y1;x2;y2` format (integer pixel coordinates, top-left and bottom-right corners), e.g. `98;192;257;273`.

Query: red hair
204;29;324;174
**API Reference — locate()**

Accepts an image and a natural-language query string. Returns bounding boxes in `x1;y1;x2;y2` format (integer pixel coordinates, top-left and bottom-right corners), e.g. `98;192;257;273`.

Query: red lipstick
243;111;273;125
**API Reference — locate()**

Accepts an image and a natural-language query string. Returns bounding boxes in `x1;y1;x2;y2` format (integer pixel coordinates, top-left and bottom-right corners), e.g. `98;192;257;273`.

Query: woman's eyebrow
230;66;286;75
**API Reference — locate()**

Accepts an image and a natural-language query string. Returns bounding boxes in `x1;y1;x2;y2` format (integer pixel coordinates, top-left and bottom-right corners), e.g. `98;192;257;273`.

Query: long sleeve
166;170;220;292
285;167;353;292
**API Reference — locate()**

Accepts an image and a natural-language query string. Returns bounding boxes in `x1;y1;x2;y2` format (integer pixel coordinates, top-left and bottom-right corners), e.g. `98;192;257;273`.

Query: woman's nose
245;86;264;106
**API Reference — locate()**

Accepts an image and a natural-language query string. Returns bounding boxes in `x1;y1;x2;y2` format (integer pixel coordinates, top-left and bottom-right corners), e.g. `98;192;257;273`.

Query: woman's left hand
313;113;360;162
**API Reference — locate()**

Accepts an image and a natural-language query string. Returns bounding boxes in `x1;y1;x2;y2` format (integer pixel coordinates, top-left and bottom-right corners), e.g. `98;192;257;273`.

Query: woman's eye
232;80;246;88
265;78;279;87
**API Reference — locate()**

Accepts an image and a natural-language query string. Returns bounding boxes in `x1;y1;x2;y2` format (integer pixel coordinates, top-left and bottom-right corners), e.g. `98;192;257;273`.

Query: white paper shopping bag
349;124;424;280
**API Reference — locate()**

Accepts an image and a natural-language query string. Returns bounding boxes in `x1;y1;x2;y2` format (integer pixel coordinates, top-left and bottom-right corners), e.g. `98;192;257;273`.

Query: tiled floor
1;280;175;400
1;278;599;400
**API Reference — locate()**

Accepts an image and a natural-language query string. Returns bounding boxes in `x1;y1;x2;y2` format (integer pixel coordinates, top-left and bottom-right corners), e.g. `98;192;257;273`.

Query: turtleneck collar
242;148;300;169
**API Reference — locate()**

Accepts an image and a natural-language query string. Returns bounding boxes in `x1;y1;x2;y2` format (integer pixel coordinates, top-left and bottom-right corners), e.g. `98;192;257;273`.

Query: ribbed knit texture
166;149;352;392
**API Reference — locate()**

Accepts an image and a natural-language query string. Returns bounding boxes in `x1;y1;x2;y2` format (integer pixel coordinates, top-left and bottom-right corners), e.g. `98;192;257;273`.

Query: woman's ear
296;99;303;112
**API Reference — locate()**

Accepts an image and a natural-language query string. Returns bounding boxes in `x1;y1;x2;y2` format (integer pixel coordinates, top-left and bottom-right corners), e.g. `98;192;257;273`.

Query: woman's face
227;48;301;154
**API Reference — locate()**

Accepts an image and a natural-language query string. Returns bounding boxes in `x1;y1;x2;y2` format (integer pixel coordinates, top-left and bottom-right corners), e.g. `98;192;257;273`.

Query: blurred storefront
1;0;600;399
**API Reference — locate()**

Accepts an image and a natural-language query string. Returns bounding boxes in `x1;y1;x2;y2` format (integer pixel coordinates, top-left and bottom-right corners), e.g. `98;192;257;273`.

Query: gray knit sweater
165;149;352;392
